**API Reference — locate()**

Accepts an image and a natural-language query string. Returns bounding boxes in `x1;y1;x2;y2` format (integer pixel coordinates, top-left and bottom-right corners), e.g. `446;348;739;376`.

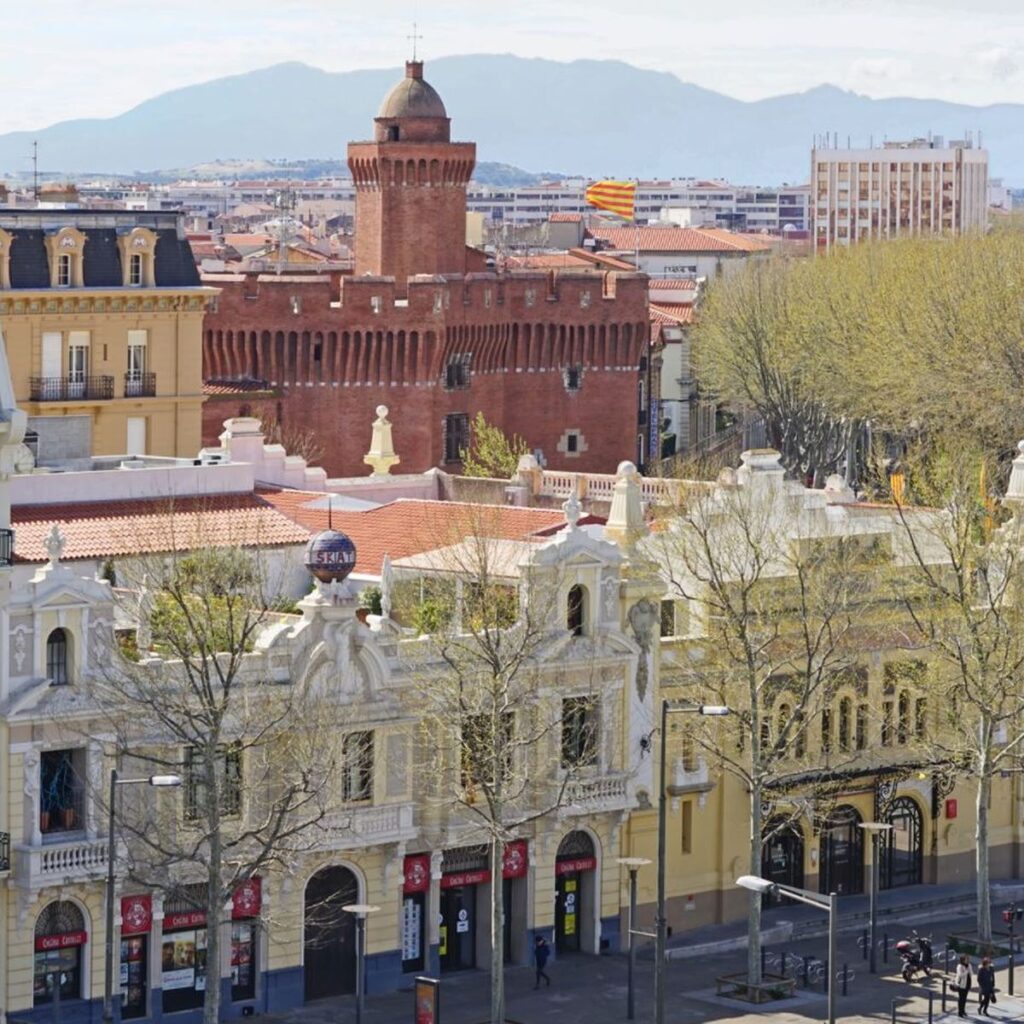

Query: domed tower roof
378;61;446;119
374;61;451;143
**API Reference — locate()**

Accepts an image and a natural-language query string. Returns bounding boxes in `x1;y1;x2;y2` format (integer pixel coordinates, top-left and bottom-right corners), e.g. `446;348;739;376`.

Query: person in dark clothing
533;935;551;989
978;957;996;1016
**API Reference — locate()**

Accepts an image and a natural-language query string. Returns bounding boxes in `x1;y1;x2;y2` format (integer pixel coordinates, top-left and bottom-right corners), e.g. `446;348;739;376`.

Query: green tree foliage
460;412;530;478
694;230;1024;486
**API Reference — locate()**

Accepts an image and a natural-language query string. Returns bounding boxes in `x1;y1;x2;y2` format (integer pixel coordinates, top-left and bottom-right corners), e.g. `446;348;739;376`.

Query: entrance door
67;331;89;398
439;886;476;972
555;873;582;953
303;866;358;1001
820;805;864;896
881;797;923;889
762;821;805;906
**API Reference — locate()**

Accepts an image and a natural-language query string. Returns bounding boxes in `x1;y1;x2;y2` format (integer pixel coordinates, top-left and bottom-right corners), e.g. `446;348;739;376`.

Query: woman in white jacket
955;955;973;1018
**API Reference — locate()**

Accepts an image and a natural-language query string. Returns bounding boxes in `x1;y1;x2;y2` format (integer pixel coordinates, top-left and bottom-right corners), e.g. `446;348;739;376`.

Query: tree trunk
747;782;763;985
977;768;992;943
204;768;223;1024
490;835;505;1024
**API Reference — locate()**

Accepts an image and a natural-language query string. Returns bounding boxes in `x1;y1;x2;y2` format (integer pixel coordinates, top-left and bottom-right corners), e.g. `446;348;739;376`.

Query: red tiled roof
506;252;598;270
649;303;695;327
588;226;772;254
549;213;583;223
649;278;698;290
262;493;575;576
11;493;310;563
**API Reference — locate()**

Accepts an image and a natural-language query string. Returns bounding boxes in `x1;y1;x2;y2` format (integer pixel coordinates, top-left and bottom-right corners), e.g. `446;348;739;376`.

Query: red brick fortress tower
348;61;476;287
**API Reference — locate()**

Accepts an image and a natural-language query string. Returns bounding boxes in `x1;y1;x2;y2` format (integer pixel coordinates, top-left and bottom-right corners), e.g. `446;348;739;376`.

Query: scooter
896;934;933;982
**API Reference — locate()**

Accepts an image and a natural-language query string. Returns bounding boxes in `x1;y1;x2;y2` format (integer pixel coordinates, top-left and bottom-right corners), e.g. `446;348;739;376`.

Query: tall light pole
617;856;651;1020
859;822;892;975
655;701;730;1024
737;875;837;1024
343;903;380;1024
103;770;182;1024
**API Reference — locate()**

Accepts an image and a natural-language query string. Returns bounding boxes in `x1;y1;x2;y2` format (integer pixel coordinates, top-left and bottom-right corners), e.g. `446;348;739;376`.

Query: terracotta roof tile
588;226;772;254
649;302;695;325
11;493;310;563
261;493;581;576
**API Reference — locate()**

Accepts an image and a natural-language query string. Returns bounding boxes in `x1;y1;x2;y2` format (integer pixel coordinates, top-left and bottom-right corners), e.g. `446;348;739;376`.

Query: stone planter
715;972;798;1003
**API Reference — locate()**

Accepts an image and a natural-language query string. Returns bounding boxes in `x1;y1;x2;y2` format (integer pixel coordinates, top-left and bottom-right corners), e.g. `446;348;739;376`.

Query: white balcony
14;836;120;891
313;803;416;849
562;773;630;815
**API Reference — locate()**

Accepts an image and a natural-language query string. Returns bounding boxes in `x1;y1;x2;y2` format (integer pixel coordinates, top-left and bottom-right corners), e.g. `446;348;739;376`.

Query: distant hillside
0;55;1019;184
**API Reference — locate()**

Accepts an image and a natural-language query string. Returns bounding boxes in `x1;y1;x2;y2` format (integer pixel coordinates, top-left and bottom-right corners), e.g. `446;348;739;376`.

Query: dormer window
46;229;86;288
117;228;157;287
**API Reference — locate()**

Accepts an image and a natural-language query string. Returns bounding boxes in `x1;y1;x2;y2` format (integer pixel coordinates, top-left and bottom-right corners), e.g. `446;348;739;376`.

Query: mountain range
0;55;1021;185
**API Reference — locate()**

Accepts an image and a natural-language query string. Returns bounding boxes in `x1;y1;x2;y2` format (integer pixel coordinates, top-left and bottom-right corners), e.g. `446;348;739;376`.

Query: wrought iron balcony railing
29;375;115;402
0;831;9;873
0;528;12;568
124;372;156;397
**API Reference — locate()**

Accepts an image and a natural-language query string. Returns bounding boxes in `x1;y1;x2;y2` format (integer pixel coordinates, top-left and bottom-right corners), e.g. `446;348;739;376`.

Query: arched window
34;900;86;1005
47;628;68;685
567;584;586;637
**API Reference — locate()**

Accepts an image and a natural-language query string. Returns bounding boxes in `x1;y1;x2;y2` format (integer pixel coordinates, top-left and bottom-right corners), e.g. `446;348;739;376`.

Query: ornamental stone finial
44;524;66;567
363;405;401;476
605;460;646;549
563;493;583;532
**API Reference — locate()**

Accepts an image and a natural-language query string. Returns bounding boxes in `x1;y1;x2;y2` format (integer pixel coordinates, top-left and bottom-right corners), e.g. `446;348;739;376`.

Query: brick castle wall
202;270;648;478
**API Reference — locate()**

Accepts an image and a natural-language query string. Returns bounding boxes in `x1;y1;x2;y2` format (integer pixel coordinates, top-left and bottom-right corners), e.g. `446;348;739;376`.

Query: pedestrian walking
977;956;996;1016
533;935;551;989
955;954;973;1018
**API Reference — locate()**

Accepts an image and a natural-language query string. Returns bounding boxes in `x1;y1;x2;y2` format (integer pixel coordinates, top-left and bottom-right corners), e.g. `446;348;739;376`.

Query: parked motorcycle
896;934;933;982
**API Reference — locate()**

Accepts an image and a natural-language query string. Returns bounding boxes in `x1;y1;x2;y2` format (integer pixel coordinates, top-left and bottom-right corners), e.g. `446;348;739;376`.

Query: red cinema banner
36;930;87;952
121;895;153;936
502;840;528;880
555;856;596;876
232;877;262;919
440;868;490;890
403;854;431;894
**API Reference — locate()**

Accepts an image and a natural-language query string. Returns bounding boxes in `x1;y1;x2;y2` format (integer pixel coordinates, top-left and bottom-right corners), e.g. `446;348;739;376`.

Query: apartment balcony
313;802;416;849
561;773;630;815
124;372;157;398
0;528;12;568
14;835;119;890
29;375;114;402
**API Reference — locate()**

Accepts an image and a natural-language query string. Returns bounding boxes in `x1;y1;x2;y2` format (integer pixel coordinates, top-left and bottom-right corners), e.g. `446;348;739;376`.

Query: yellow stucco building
0;209;215;461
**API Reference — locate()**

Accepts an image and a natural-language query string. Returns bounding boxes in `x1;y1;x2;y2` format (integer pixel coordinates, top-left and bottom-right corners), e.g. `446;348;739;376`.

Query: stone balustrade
14;836;117;890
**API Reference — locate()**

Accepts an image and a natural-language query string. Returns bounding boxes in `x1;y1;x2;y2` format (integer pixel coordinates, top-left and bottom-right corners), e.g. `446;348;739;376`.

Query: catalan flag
584;180;636;220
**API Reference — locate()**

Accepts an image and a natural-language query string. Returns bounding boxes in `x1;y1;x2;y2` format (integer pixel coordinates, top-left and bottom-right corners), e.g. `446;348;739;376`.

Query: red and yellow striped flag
584;180;636;220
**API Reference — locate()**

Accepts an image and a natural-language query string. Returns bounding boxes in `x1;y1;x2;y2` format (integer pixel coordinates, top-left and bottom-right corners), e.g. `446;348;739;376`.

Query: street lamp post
655;701;730;1024
858;822;893;975
737;875;837;1024
343;903;380;1024
103;770;182;1024
617;856;652;1020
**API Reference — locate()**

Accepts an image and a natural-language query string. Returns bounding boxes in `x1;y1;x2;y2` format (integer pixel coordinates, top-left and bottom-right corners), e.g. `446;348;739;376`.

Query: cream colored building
0;209;215;461
812;137;988;251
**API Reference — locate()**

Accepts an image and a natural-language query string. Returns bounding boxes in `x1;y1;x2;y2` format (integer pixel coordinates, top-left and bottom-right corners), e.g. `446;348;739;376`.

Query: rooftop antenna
32;140;38;200
407;22;423;61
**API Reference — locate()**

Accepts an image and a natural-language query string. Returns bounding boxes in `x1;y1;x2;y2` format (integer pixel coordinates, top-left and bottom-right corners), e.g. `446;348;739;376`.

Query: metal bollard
863;928;869;961
842;963;848;997
942;976;948;1012
884;932;889;964
891;998;898;1024
803;955;810;988
928;992;934;1024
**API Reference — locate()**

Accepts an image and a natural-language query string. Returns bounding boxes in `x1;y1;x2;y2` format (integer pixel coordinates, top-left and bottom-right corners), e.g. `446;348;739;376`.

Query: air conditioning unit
197;449;230;466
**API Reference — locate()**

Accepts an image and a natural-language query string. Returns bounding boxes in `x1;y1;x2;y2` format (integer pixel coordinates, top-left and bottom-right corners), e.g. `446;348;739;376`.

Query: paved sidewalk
263;884;1024;1024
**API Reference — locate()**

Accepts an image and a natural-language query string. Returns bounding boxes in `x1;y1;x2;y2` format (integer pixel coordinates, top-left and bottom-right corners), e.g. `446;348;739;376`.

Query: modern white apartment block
812;137;988;251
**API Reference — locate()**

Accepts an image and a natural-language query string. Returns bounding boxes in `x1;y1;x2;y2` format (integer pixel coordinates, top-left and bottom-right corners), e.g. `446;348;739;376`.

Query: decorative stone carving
363;405;400;476
628;598;659;700
44;524;66;566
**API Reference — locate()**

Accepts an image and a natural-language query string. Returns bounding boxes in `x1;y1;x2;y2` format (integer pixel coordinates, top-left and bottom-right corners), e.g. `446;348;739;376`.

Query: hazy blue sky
2;0;1022;133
